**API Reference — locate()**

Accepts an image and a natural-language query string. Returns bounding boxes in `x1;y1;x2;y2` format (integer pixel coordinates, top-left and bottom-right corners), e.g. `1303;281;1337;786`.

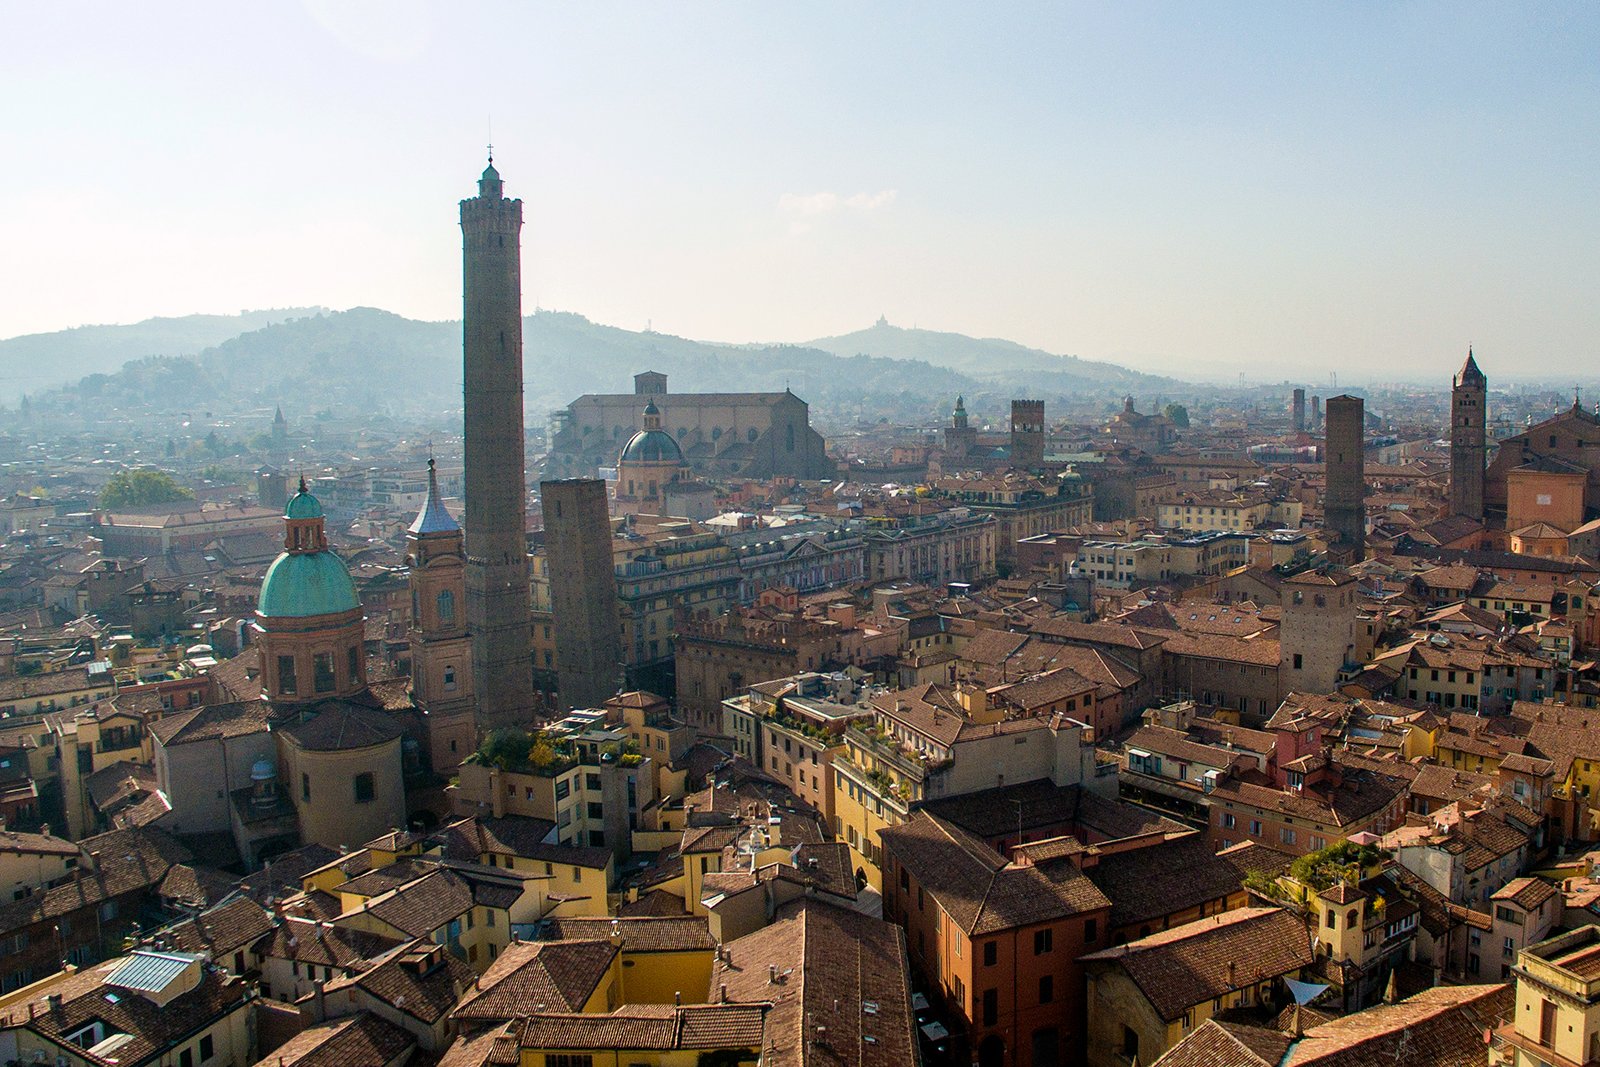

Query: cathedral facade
544;371;834;482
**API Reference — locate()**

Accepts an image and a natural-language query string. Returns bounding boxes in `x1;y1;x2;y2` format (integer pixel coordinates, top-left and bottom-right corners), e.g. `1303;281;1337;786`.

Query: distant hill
13;308;1180;424
0;308;326;400
802;319;1173;395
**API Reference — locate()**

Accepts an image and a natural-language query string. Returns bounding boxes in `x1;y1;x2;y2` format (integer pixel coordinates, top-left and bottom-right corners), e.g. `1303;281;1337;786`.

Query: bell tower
460;152;536;729
1450;349;1487;521
407;459;476;771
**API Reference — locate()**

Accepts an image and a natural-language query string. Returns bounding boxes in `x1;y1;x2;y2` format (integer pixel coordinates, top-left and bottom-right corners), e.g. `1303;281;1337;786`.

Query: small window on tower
313;652;335;693
444;665;457;691
278;656;297;696
437;590;455;625
347;646;360;682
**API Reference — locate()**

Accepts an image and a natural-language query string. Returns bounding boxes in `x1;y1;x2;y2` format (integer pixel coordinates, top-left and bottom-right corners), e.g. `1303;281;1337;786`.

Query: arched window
437;590;455;625
313;652;335;694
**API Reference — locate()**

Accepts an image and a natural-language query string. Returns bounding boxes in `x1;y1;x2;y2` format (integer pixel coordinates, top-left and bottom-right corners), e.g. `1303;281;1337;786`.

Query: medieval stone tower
407;459;476;772
1279;568;1361;697
1450;349;1487;521
540;479;622;710
461;156;535;728
1011;399;1045;469
1324;394;1366;562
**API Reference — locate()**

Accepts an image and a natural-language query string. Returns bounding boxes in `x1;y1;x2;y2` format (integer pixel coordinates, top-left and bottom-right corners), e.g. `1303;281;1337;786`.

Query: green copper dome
258;551;360;618
286;488;323;519
620;428;683;464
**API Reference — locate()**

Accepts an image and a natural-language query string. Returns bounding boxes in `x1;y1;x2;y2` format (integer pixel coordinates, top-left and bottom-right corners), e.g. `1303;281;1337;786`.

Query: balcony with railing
844;723;950;784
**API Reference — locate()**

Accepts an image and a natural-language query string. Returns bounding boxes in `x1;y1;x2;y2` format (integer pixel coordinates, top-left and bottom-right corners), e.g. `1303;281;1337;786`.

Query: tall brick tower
1292;388;1307;435
1450;349;1487;521
1324;394;1366;562
540;479;622;709
1010;399;1045;469
461;155;535;728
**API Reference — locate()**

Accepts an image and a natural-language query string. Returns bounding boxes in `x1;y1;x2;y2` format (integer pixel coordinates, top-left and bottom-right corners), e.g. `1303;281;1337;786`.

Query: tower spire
1450;346;1486;521
410;454;459;536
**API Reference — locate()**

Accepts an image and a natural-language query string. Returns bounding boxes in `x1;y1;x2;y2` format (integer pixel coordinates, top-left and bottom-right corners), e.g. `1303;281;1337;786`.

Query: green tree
1164;403;1190;428
99;468;194;509
527;739;558;769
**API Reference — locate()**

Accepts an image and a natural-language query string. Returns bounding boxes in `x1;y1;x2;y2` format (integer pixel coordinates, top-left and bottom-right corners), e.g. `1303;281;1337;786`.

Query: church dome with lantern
258;480;361;619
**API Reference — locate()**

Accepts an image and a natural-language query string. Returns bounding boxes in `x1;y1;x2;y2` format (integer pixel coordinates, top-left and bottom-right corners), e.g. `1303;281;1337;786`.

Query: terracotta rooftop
1150;1019;1291;1067
513;1003;770;1052
0;952;247;1066
260;1010;415;1067
149;700;270;746
322;940;475;1025
1283;983;1511;1066
1086;834;1290;930
453;939;617;1021
160;896;273;960
713;899;917;1067
1080;907;1314;1022
541;915;716;953
1493;876;1559;913
880;810;1110;936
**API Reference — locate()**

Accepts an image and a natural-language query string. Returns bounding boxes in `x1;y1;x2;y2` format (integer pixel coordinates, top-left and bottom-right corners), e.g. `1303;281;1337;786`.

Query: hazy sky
3;2;1597;382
